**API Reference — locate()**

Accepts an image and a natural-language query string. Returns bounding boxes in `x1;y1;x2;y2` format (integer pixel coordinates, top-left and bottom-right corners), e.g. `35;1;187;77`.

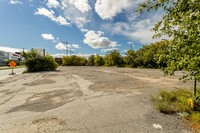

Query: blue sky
0;0;165;57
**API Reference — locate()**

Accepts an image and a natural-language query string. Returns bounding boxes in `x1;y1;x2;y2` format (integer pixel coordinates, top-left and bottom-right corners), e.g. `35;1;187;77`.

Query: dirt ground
0;66;195;133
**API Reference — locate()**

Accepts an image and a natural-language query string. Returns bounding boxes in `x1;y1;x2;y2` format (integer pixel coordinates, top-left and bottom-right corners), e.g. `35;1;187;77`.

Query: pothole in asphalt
7;89;82;113
23;79;56;86
31;116;69;132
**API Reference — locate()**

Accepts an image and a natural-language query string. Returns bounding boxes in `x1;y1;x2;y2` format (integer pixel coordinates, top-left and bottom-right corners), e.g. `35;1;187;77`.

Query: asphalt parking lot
0;66;193;133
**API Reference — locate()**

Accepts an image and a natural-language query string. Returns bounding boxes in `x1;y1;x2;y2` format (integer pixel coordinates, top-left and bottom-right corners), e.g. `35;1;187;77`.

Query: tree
137;0;200;79
105;50;124;67
124;49;136;67
62;55;87;66
137;0;200;95
22;50;58;72
62;56;72;66
87;55;95;66
94;55;105;66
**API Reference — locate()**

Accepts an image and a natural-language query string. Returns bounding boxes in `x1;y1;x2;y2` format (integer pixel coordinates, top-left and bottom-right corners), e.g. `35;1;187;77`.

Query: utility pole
62;41;68;56
130;42;134;50
69;50;73;56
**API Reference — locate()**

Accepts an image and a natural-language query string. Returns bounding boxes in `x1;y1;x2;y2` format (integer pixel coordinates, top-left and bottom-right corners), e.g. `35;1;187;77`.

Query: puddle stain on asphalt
0;89;10;93
0;88;26;105
23;79;56;86
6;89;83;113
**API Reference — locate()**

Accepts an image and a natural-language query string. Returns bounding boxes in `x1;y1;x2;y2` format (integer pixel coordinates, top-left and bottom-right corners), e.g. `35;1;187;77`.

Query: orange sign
8;61;16;68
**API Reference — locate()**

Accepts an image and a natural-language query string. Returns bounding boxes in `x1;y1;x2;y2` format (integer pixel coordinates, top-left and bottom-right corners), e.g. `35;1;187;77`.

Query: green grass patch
0;66;25;70
152;88;200;126
191;112;200;122
152;89;193;114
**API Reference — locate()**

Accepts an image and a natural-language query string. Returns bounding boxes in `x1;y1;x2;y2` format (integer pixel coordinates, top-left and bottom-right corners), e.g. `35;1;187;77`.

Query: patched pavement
0;66;193;133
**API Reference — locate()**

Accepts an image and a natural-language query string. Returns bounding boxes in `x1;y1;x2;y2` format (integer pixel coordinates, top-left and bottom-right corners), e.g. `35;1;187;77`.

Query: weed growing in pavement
152;89;193;114
191;112;200;122
152;88;200;129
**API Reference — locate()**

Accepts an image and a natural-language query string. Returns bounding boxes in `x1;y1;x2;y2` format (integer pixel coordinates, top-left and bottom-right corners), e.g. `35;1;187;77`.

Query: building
9;53;20;61
0;51;9;66
0;51;20;66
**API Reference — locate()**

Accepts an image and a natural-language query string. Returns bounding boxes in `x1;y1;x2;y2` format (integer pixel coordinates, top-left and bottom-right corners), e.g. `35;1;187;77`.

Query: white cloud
75;17;90;28
76;53;94;58
34;0;91;29
35;8;71;26
35;8;54;18
101;48;119;53
102;13;169;44
10;0;22;5
46;0;60;8
55;42;81;50
55;42;66;50
51;53;93;58
55;16;70;26
41;34;55;41
83;30;117;49
72;44;81;49
122;49;128;53
61;0;91;28
0;46;26;53
95;0;144;20
68;0;91;13
81;29;89;32
51;53;65;58
61;2;68;9
127;41;134;44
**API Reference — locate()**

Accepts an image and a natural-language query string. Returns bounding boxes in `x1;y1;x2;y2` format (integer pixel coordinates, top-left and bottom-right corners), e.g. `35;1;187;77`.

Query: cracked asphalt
0;66;194;133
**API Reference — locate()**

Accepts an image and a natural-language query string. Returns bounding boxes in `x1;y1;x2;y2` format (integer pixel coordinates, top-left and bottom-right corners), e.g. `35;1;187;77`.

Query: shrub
105;50;124;67
94;55;105;66
62;56;72;66
86;55;95;66
22;50;58;72
62;55;87;66
123;50;136;67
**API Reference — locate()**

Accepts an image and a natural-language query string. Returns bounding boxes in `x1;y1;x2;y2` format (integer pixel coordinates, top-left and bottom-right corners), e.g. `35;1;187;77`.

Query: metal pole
22;48;24;66
194;80;197;97
67;46;69;56
62;41;68;56
131;43;133;50
130;42;133;50
12;67;13;74
64;41;68;56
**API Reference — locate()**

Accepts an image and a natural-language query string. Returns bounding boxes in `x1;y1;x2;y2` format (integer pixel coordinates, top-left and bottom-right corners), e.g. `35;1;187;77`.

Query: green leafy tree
87;55;95;66
105;50;124;67
22;50;58;72
94;55;105;66
124;50;136;67
137;0;200;95
62;56;72;66
62;55;87;66
134;45;157;68
134;48;145;68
